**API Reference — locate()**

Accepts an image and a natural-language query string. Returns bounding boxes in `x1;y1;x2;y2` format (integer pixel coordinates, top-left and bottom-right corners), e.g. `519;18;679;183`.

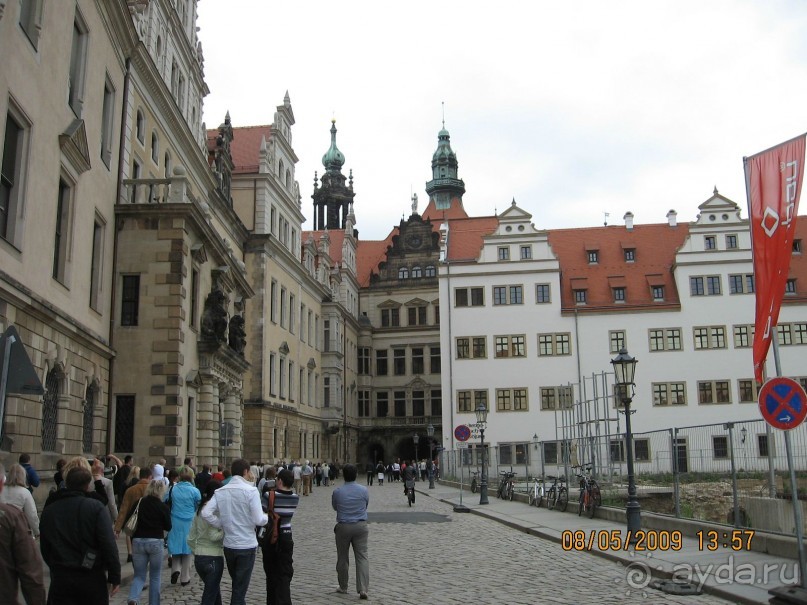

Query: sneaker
336;587;348;594
360;592;368;600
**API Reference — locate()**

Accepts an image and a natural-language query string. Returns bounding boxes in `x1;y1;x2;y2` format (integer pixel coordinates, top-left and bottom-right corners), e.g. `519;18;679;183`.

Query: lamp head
475;402;488;425
413;433;420;445
427;424;435;437
611;348;638;386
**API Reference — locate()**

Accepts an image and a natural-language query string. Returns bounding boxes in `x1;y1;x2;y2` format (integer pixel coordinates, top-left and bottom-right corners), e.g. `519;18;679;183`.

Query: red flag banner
745;134;806;382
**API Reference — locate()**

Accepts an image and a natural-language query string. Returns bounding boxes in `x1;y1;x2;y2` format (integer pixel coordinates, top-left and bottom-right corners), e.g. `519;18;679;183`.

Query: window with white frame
698;380;731;404
497;388;528;411
537;333;571;356
738;379;759;403
704;235;717;250
574;289;587;304
609;330;626;353
492;285;523;305
494;335;526;358
540;386;573;410
520;245;532;260
53;177;73;284
535;283;551;303
498;246;510;261
648;328;682;351
652;285;665;301
68;10;89;115
1;107;29;246
693;326;726;350
456;337;487;360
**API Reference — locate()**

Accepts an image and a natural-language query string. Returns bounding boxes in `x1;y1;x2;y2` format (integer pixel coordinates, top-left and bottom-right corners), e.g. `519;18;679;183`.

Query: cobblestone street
110;479;731;605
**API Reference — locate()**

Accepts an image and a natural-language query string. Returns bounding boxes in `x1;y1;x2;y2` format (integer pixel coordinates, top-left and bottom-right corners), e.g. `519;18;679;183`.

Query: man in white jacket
202;458;268;605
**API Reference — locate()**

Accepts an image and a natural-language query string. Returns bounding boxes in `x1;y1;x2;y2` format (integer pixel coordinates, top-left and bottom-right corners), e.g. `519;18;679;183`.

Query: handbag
123;498;142;536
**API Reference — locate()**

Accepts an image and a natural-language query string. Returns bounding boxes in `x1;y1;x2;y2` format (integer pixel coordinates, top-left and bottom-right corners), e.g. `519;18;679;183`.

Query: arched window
151;131;159;163
285;169;291;189
279;159;284;179
425;265;436;277
42;368;61;452
398;267;409;279
412;266;422;278
136;109;145;143
82;383;96;454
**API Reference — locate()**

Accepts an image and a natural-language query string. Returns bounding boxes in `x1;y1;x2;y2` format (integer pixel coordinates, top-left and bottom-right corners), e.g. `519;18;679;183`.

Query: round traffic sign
759;377;807;430
454;424;471;442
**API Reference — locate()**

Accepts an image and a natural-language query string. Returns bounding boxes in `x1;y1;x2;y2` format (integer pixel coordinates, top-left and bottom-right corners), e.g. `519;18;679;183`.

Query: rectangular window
574;289;587;304
474;390;488;413
412;391;425;416
380;307;400;327
53;179;72;283
652;382;687;406
280;288;287;328
520;245;532;260
269;354;277;396
19;0;42;49
114;395;135;452
270;281;278;323
498;246;510;261
454;287;485;307
492;284;523;306
758;434;770;457
713;436;728;459
89;218;104;310
704;235;716;250
394;391;406;417
457;391;472;413
288;362;294;402
120;275;140;326
613;287;625;302
652;286;664;301
537;333;571;356
430;347;441;374
434;304;440;325
690;276;704;296
376;392;388;417
300;304;306;342
496;389;512;411
322;376;329;407
289;295;296;334
470;287;484;306
609;330;626;353
455;288;468;307
495;336;509;358
794;323;807;345
707;276;721;295
624;248;635;262
610;439;626;463
323;320;330;352
456;337;470;359
733;325;753;348
393;349;406;375
358;391;370;417
101;76;115;166
493;286;506;306
509;285;523;304
279;359;287;399
68;12;89;115
536;283;551;303
634;439;651;462
588;250;598;263
376;350;388;376
726;234;738;249
738;379;758;403
431;389;442;416
540;386;572;410
698;380;731;404
693;326;727;350
1;110;26;243
513;388;528;410
190;267;199;329
778;324;792;346
358;347;371;375
786;279;797;294
648;328;682;351
412;347;424;374
472;337;486;359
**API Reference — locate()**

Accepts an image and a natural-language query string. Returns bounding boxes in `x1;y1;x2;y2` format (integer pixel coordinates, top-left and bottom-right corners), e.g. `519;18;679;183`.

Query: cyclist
402;461;417;503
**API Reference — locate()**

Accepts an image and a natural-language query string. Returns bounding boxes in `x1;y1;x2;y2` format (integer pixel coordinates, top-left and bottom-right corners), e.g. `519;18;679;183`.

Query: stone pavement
99;478;740;605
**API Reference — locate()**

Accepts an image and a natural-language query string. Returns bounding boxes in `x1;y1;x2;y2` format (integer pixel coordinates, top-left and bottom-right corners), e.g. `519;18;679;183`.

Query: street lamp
476;402;489;505
413;433;419;482
611;347;640;536
427;423;436;489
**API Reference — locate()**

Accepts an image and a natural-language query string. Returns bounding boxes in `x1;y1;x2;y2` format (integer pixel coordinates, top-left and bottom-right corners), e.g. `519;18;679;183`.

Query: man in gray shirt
331;464;369;600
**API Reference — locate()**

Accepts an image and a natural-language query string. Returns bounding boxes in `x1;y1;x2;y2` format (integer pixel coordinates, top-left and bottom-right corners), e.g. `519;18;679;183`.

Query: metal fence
439;375;807;538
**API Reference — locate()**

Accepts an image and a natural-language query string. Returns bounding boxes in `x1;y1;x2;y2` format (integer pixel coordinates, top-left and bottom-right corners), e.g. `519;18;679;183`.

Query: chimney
623;211;634;231
667;209;678;227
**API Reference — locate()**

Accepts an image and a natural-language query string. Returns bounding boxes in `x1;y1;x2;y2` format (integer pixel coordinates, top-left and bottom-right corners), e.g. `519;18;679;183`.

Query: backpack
257;489;281;548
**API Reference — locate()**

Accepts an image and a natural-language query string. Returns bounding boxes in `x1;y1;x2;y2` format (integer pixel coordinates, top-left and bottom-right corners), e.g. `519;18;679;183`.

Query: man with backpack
261;469;298;605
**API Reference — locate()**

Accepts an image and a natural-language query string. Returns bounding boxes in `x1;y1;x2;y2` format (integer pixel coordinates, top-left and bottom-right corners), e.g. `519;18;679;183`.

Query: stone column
221;385;242;464
196;377;219;465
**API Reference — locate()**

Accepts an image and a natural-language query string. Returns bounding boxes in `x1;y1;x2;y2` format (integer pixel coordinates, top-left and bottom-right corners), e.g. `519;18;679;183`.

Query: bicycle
528;476;545;508
546;474;568;512
497;471;516;501
405;478;415;506
470;470;480;494
575;464;601;519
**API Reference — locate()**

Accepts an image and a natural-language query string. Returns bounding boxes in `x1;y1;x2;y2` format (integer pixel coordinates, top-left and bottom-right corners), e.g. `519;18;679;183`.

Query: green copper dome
432;127;456;162
322;120;345;172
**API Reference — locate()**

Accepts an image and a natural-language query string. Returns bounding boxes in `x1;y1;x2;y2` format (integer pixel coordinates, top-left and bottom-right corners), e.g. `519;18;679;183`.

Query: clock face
406;234;423;249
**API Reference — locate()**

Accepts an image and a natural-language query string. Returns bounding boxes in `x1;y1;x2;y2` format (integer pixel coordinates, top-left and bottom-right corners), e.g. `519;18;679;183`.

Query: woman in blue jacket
165;468;201;586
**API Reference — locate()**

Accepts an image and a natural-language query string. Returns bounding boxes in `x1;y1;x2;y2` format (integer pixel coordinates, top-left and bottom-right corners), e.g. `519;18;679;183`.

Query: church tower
312;120;355;229
425;123;465;211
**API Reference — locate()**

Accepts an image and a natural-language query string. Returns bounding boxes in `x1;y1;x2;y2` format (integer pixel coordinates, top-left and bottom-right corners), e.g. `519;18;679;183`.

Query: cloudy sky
197;0;807;240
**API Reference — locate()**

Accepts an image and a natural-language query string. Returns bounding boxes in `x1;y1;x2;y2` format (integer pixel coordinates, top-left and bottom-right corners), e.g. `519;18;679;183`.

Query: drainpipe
106;57;131;455
445;262;455;455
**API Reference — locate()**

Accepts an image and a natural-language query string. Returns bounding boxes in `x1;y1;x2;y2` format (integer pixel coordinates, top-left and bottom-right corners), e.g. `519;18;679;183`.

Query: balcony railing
355;415;441;429
122;178;172;204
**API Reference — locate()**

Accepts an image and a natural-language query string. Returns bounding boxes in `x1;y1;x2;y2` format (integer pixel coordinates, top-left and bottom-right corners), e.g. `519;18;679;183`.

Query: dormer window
705;235;717;250
652;286;665;301
587;250;598;264
574;289;587;305
624;249;635;262
794;240;803;254
786;279;797;294
613;287;626;303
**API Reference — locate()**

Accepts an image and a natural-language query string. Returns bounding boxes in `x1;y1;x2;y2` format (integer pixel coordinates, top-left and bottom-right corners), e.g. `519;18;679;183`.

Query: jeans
262;532;294;605
130;538;164;604
223;547;257;605
194;554;224;605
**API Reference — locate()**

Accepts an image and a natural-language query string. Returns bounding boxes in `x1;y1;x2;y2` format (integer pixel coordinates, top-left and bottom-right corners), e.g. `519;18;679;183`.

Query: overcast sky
197;0;807;240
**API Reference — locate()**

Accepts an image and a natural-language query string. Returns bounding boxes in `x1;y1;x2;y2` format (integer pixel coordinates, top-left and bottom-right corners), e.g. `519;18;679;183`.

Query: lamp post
476;402;489;505
611;348;640;536
413;433;419;481
427;424;436;489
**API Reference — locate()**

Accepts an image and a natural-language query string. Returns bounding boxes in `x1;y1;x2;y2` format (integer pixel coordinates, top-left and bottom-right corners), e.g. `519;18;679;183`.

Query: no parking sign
759;377;807;430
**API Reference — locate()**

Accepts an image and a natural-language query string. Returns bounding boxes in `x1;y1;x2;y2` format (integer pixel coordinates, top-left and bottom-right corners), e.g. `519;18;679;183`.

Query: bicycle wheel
528;488;536;506
536;488;543;508
507;482;514;501
471;478;477;494
557;487;569;512
589;483;601;519
547;487;557;510
578;491;584;517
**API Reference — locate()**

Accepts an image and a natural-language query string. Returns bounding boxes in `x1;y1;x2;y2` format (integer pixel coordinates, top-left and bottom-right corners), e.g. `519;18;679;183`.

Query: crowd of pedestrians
0;453;364;605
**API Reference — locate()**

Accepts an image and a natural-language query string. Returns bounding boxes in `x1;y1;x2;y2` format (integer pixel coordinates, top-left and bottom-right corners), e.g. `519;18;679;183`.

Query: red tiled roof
547;223;691;312
207;125;273;174
445;216;499;262
422;197;469;221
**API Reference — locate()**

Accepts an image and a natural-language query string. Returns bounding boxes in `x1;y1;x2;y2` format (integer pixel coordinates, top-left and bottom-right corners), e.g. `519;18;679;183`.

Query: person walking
111;455;133;507
331;464;369;600
0;463;46;604
195;464;213;492
126;479;172;605
365;462;374;486
0;463;40;538
18;454;40;493
92;458;118;523
188;480;224;605
201;459;268;605
301;461;313;496
291;463;302;495
166;468;201;586
321;462;330;487
39;467;121;604
375;461;385;486
262;469;298;605
114;467;152;564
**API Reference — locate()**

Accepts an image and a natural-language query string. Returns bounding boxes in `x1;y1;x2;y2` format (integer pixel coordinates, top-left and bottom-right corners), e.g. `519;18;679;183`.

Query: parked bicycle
470;470;481;494
546;474;568;512
575;464;601;518
528;475;545;508
497;470;516;501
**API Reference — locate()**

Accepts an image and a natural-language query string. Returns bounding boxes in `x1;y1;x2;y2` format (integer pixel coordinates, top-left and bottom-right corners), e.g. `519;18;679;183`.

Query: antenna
442;101;445;129
603;212;610;226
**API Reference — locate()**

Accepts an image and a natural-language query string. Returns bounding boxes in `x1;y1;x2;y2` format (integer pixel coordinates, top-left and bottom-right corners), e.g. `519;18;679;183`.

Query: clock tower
425;123;465;211
312;120;355;230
